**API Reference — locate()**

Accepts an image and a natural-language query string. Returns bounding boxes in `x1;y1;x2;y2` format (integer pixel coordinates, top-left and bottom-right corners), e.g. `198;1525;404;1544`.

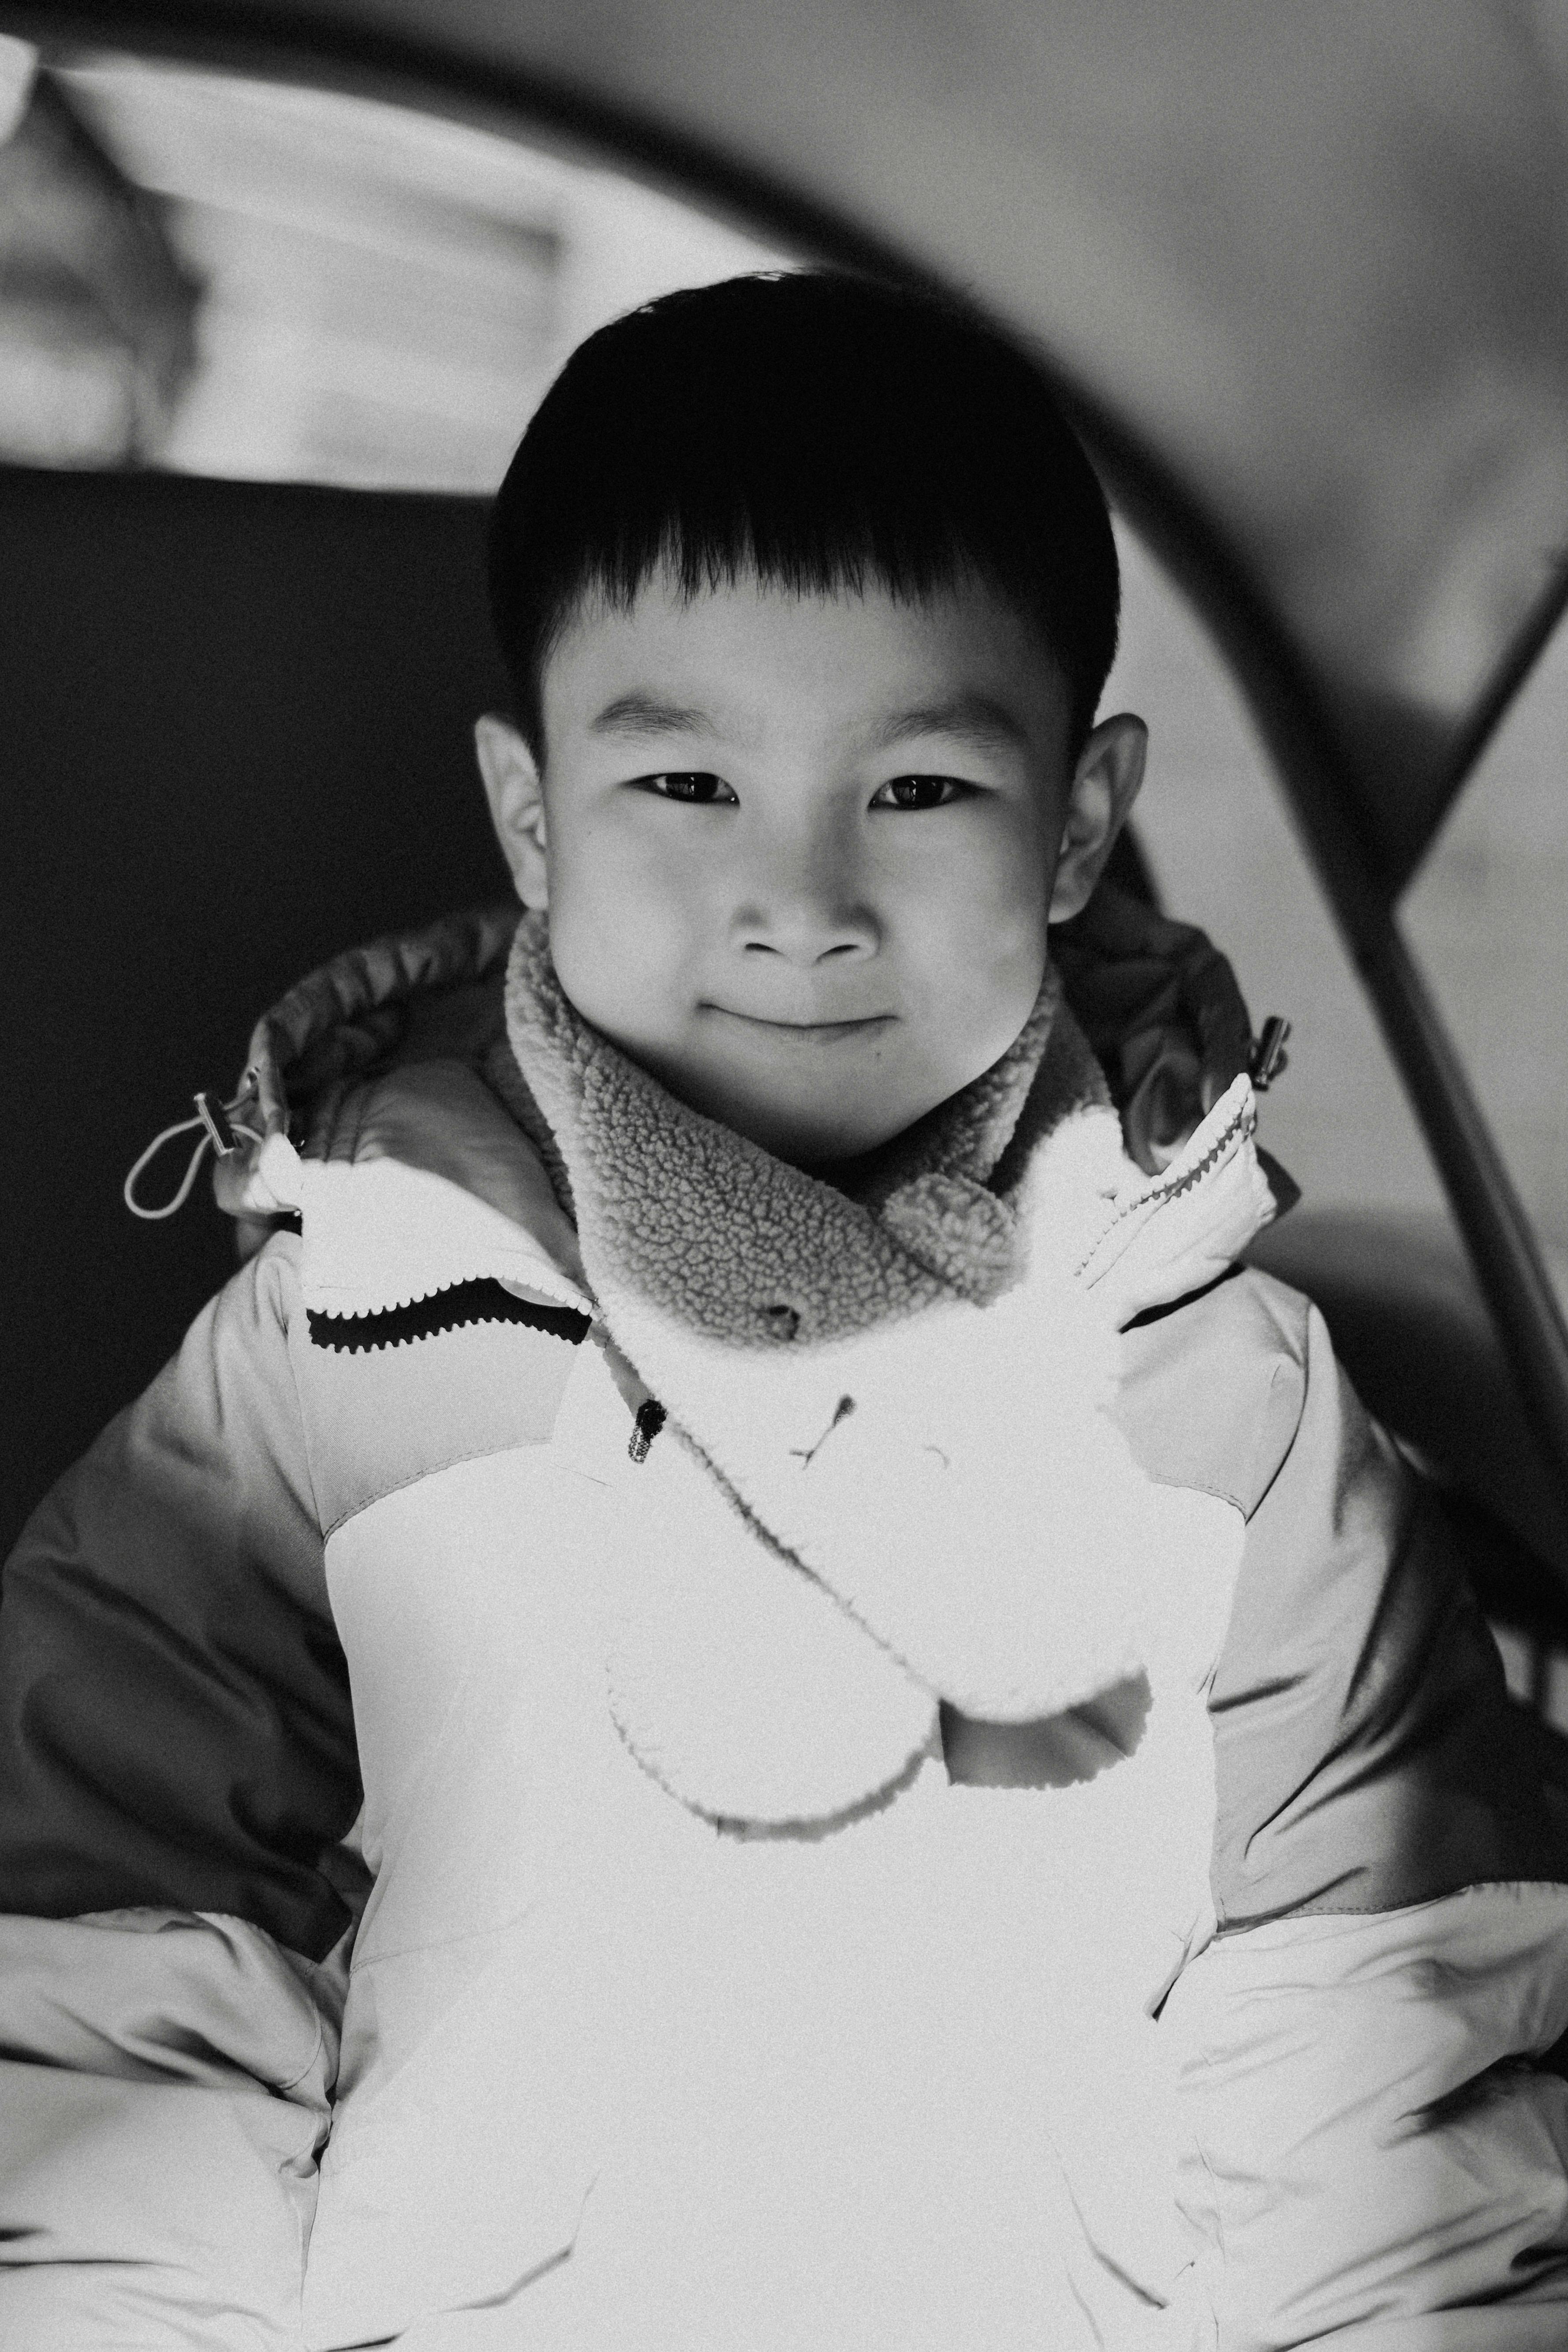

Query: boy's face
477;570;1145;1165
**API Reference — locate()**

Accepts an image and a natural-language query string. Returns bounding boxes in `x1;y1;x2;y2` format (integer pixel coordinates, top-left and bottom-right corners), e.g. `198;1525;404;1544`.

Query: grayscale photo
4;5;1568;2346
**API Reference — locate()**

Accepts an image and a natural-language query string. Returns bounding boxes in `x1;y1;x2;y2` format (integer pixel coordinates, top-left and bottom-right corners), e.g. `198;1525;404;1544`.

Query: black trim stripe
307;1279;591;1354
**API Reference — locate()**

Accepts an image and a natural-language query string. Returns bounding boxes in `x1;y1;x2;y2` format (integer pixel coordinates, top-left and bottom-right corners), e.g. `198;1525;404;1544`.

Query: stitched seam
261;1237;332;1551
1144;1470;1248;1511
1214;1877;1568;1932
321;1433;555;1542
274;2011;328;2097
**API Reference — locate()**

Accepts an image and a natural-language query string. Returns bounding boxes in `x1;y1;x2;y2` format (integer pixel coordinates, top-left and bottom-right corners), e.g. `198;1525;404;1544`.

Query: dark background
1;464;511;1552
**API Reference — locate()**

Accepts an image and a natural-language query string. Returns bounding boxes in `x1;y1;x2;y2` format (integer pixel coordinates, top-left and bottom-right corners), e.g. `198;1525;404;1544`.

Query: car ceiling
12;0;1568;891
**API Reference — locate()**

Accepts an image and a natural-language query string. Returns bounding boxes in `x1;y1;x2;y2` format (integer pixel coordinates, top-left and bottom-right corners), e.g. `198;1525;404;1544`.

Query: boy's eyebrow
588;690;1032;753
870;693;1034;755
589;692;721;738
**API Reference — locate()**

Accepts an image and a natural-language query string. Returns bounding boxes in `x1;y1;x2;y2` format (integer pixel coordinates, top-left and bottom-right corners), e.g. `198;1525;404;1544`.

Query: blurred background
2;38;1563;1307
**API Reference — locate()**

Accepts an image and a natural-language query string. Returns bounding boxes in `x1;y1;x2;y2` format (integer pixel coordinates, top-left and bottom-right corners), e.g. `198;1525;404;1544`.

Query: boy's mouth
705;1008;895;1040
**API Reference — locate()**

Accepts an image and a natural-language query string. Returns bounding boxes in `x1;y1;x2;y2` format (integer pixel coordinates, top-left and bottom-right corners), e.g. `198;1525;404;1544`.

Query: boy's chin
628;1044;952;1168
699;1093;927;1171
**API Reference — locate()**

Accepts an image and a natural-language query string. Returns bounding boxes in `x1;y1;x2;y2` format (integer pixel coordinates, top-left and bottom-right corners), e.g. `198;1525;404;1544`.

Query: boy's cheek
552;808;707;945
547;889;696;1056
918;819;1053;949
908;889;1050;1028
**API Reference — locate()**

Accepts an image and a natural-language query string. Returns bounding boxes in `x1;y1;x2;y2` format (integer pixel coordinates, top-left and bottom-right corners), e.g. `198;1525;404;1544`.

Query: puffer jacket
3;895;1567;2352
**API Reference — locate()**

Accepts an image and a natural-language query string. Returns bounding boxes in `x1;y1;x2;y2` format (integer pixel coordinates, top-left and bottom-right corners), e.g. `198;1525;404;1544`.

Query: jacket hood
205;885;1292;1331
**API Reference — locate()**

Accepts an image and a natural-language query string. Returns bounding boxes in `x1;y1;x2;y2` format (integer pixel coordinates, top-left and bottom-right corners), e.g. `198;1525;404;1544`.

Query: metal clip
1248;1016;1292;1092
628;1398;667;1463
194;1089;239;1157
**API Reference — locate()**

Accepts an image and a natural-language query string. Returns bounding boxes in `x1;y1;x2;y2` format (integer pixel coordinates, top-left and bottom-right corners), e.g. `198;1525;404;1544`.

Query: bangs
489;271;1119;754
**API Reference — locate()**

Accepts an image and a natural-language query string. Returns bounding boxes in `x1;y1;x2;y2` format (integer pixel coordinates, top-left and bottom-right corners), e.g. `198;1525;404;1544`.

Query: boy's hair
488;270;1120;762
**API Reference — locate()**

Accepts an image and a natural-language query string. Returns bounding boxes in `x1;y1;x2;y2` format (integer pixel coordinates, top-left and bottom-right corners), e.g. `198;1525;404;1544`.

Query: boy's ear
1047;713;1148;924
474;714;549;909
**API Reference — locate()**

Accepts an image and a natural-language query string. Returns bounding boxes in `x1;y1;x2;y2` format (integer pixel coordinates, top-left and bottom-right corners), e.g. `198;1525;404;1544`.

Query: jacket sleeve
1161;1288;1568;2349
0;1233;364;2348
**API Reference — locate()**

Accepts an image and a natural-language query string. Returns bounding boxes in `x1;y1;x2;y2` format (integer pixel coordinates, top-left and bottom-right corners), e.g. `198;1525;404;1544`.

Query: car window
1402;616;1568;1290
1103;530;1449;1226
0;48;792;485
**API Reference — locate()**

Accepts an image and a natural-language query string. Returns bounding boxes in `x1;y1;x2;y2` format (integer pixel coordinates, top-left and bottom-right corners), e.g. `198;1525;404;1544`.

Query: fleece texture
498;909;1109;1343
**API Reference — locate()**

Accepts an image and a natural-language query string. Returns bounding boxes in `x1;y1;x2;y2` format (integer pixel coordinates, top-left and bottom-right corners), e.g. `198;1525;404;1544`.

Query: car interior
4;15;1568;1746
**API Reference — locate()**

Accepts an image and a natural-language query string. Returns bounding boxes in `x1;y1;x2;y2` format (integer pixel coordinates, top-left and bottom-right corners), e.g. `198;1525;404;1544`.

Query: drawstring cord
123;1085;267;1221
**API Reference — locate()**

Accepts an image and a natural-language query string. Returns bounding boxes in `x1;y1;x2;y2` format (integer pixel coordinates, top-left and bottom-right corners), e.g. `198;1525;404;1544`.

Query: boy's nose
730;839;880;965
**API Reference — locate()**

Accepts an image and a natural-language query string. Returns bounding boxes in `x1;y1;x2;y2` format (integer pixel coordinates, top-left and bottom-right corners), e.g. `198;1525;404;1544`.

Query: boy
4;270;1568;2349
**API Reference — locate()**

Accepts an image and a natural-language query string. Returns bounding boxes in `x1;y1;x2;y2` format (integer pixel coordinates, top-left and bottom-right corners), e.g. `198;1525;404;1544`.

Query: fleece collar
500;910;1105;1346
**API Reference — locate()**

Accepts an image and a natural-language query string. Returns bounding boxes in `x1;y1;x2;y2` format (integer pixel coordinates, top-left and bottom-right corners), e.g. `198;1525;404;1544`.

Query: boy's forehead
545;569;1071;751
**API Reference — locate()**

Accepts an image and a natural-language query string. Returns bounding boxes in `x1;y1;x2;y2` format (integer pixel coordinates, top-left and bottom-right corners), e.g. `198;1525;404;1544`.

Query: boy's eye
638;771;737;805
870;774;971;811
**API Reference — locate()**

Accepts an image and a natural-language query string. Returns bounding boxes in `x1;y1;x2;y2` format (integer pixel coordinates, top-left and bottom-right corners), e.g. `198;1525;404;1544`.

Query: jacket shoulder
283;1257;586;1543
1112;1262;1310;1515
